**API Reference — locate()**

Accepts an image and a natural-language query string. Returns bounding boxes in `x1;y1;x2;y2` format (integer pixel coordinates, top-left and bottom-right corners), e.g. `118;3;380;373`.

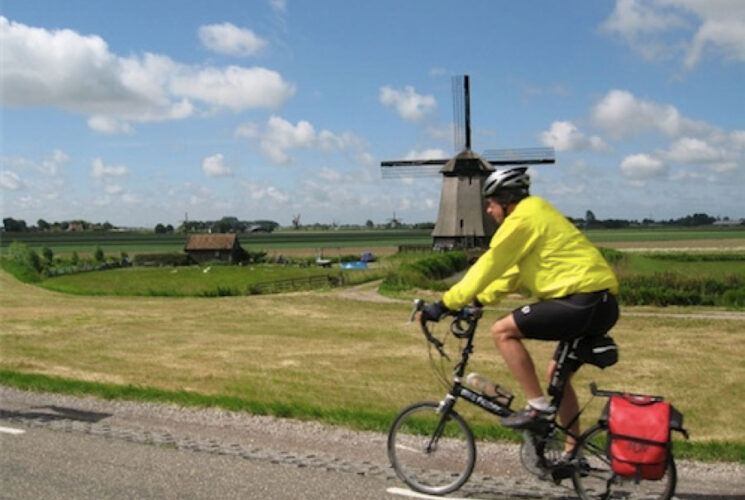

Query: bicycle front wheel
572;424;677;500
387;401;476;495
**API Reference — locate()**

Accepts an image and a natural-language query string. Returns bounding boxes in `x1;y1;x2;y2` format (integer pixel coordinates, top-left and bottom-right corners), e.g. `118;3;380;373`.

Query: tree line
569;211;742;229
3;212;743;234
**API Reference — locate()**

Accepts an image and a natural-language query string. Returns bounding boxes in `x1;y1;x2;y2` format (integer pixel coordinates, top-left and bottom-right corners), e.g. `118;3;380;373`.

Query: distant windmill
381;75;555;250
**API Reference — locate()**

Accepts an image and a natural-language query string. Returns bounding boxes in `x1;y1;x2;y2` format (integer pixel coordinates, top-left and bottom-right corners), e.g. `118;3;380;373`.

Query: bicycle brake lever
408;299;424;323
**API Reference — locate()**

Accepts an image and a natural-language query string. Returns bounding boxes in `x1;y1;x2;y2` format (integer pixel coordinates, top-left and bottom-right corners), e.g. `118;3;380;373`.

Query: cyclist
421;167;619;455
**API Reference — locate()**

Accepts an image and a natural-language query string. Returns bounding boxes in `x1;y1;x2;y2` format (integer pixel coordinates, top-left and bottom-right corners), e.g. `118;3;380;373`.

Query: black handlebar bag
605;395;673;480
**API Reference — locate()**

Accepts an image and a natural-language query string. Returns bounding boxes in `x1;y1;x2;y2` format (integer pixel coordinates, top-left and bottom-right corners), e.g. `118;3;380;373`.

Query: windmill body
381;76;554;250
431;150;496;250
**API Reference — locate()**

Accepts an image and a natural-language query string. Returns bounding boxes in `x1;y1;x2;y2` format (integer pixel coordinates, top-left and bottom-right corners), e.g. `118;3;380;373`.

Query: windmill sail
380;75;555;250
452;75;471;151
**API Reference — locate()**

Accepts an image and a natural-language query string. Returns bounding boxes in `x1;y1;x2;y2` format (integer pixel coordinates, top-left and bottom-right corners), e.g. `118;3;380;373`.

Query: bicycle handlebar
409;299;483;360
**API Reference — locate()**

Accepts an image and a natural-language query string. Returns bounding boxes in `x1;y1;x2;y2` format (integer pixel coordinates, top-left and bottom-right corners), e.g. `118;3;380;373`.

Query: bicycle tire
387;401;476;495
571;423;677;500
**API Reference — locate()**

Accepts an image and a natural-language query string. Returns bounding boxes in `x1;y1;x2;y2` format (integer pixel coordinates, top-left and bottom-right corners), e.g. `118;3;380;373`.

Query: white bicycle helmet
482;167;530;199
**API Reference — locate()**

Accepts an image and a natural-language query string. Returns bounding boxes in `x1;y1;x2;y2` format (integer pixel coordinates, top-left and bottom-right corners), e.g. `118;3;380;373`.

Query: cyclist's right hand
420;300;449;323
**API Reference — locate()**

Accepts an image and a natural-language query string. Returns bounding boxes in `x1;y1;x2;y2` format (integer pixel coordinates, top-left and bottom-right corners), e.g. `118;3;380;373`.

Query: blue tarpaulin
340;261;368;270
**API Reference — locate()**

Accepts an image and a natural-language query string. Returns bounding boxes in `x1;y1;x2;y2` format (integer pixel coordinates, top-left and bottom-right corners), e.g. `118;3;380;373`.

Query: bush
2;242;42;282
380;251;467;292
0;258;41;283
619;273;744;307
722;288;745;308
244;250;267;263
599;247;625;265
133;252;193;267
94;246;105;263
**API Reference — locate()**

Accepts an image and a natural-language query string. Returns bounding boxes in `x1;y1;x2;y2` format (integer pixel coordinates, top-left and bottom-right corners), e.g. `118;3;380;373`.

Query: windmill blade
381;158;448;178
381;164;442;178
380;158;449;167
452;75;471;151
483;147;555;166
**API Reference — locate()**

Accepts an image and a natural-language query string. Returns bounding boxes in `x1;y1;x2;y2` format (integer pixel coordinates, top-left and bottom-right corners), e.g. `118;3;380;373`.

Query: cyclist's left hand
419;300;449;322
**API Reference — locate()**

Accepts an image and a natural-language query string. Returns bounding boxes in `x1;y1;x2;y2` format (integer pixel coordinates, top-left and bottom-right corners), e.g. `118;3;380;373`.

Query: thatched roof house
184;233;247;264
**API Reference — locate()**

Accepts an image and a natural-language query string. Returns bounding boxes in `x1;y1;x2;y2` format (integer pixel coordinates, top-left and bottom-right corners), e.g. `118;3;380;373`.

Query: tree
94;246;105;263
155;223;167;234
42;247;54;263
3;217;27;232
37;219;51;231
584;210;601;229
365;219;374;229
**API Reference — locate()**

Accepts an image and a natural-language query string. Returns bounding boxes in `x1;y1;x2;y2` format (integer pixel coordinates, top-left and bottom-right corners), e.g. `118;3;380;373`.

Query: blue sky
1;0;744;228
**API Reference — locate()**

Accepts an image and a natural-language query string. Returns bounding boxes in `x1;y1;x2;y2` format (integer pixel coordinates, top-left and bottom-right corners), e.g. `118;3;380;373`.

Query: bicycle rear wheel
387;401;476;495
572;424;677;500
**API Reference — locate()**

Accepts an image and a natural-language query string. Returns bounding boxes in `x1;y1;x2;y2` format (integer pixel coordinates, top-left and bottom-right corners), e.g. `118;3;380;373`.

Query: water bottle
465;372;500;398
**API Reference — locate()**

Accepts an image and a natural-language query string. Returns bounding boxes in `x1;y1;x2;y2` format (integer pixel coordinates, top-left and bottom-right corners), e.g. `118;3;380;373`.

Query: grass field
0;229;434;257
36;264;384;296
1;269;744;462
622;254;745;277
2;226;744;257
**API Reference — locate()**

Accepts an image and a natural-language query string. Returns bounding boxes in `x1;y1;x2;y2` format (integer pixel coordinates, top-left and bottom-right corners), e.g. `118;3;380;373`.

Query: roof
184;233;238;251
439;149;494;176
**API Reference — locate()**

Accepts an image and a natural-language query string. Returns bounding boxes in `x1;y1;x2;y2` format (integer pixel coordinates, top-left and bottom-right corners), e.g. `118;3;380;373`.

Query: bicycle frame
415;301;581;448
393;300;686;499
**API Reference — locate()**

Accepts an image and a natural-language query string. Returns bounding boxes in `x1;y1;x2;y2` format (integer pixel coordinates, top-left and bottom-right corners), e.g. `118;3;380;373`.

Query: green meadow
1;227;744;462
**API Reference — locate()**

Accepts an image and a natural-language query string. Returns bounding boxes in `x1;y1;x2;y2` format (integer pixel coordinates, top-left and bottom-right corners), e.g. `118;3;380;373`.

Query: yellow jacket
442;196;619;310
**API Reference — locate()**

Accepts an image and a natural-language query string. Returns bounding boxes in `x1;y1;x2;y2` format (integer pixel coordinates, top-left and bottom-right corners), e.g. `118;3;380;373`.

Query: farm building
184;233;248;264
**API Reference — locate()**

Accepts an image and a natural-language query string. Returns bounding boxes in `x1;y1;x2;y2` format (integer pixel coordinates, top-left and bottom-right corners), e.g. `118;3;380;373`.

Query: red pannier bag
606;395;671;480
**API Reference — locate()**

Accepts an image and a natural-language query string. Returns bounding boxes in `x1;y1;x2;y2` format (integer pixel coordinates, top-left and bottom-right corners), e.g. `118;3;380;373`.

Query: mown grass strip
2;369;742;463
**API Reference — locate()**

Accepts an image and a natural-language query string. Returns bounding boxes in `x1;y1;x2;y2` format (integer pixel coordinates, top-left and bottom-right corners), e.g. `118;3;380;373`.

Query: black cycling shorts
512;290;619;342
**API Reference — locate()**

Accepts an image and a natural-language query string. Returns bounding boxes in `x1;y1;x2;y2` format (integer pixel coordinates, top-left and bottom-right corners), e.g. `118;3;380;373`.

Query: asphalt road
1;425;393;500
2;388;744;500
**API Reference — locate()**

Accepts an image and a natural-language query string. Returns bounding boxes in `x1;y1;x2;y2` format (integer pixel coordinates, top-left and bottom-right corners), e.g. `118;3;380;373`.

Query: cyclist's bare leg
491;313;543;400
547;360;579;452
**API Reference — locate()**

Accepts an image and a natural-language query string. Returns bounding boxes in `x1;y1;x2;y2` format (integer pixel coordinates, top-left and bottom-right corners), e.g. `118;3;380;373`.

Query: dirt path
334;281;745;322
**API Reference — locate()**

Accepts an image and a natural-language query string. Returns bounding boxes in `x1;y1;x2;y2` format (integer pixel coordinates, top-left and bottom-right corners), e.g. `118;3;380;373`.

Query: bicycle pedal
550;465;573;483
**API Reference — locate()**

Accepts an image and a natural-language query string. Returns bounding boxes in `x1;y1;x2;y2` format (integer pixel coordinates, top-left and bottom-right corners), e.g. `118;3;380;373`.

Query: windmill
381;75;555;250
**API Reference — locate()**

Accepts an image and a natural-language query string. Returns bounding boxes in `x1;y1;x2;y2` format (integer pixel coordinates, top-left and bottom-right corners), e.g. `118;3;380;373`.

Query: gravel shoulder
2;387;744;499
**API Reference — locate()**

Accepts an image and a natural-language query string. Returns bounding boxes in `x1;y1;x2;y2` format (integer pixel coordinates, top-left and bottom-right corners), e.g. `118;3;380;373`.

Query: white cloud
198;23;267;56
88;116;135;135
540;121;609;152
592;89;709;139
379;85;436;122
665;136;724;163
547;183;587;196
269;0;287;14
40;149;70;176
105;184;124;195
600;0;745;68
171;66;294;112
242;115;365;164
201;153;232;177
91;158;128;178
235;122;260;139
318;167;342;182
620;153;667;178
240;179;289;203
591;90;745;178
0;17;294;133
404;148;449;160
0;170;23;190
